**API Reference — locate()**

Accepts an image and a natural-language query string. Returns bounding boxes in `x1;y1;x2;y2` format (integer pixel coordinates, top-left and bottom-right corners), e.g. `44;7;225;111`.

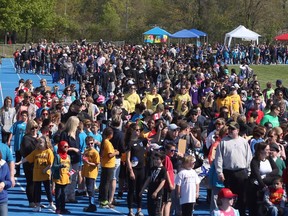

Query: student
15;136;56;212
98;127;119;208
175;155;200;216
82;136;100;212
52;140;71;214
0;151;12;216
139;152;167;216
264;177;288;216
211;188;240;216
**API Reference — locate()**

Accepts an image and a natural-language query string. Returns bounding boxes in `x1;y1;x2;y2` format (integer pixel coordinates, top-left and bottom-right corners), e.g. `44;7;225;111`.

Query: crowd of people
1;39;288;216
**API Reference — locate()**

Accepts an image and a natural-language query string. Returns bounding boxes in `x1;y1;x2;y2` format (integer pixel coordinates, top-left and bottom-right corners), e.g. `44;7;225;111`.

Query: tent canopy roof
189;28;207;37
275;33;288;41
143;27;171;36
170;29;199;38
225;25;261;40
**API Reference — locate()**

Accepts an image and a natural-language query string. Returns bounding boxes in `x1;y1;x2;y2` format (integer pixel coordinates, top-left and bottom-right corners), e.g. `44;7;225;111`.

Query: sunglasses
81;97;86;100
31;127;38;130
135;129;141;132
42;113;49;116
170;149;177;152
63;146;69;148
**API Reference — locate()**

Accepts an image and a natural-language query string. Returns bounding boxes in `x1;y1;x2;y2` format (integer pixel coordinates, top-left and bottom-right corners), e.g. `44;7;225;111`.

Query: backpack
51;153;70;180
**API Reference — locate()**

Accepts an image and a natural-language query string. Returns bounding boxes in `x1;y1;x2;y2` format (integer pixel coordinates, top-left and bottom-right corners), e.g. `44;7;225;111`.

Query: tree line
0;0;287;44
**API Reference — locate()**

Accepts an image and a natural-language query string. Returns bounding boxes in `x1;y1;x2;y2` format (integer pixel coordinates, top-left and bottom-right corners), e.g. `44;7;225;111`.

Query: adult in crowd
20;120;39;207
260;104;280;127
126;123;147;216
60;116;80;203
0;96;16;144
0;151;12;216
247;142;279;216
214;121;252;216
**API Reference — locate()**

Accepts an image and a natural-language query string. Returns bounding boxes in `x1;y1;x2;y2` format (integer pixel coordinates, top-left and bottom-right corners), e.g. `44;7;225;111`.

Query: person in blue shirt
0;142;15;188
8;110;28;177
0;151;12;216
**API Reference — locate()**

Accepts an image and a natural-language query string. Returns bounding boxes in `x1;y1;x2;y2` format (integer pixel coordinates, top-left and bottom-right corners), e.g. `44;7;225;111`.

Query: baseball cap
168;124;180;131
218;188;237;199
96;95;105;103
228;121;239;130
234;83;240;89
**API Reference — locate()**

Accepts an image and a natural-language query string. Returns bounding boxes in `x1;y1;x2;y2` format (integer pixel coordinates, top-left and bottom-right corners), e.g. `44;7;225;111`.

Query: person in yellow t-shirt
229;86;243;114
174;85;192;113
142;86;164;111
125;85;141;112
52;141;71;214
16;136;56;212
99;127;119;207
216;88;233;116
82;136;100;212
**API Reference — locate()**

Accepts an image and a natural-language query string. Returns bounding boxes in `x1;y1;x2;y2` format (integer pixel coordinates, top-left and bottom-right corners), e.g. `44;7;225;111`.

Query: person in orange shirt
82;136;100;212
98;127;119;208
16;136;56;212
52;140;71;214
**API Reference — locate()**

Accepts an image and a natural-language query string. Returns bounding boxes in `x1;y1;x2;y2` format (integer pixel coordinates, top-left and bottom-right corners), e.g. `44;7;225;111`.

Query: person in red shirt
264;177;288;216
162;143;175;216
246;98;264;124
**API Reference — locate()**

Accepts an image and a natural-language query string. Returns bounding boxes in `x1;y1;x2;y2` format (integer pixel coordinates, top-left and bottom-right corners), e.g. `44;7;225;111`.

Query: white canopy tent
224;25;261;47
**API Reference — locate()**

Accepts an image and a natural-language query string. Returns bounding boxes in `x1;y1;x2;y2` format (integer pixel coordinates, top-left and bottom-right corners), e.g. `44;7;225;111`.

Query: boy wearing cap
211;188;240;216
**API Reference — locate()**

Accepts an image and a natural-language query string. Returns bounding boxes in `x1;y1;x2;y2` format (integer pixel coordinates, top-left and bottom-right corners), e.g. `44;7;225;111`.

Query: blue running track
0;58;210;216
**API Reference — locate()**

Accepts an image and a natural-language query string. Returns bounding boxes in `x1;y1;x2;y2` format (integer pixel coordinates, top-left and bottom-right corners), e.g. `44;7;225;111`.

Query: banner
144;34;168;43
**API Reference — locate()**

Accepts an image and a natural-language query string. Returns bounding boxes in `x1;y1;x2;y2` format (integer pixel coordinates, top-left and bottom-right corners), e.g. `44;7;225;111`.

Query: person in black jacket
248;142;279;216
20;120;39;207
60;116;81;203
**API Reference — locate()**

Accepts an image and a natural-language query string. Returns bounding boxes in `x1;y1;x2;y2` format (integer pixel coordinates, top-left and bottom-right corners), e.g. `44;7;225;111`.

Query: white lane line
36;74;41;80
9;59;20;79
110;208;127;216
16;177;63;216
0;82;4;105
15;178;26;192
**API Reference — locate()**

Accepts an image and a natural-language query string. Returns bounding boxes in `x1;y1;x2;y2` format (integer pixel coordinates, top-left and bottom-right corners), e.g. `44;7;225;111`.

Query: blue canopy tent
170;29;200;38
189;28;207;37
143;27;171;43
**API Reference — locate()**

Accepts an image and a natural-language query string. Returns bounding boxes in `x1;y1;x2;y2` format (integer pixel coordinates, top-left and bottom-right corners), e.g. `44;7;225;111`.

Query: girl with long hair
0;96;16;144
16;136;56;212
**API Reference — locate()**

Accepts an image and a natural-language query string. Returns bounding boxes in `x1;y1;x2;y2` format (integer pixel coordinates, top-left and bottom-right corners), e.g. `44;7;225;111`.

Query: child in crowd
15;136;56;212
90;121;102;152
175;155;200;216
52;140;71;214
140;152;167;216
270;143;286;176
82;136;100;212
211;188;240;216
98;127;119;208
264;177;288;216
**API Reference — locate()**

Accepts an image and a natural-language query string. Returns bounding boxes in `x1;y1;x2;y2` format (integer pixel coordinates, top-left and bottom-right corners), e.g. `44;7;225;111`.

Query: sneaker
100;200;109;206
135;211;144;216
48;204;56;211
33;206;41;212
83;204;97;212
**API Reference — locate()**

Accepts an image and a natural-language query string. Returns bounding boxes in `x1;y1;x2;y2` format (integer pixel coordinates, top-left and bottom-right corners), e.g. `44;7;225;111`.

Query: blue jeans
64;73;72;87
0;202;8;216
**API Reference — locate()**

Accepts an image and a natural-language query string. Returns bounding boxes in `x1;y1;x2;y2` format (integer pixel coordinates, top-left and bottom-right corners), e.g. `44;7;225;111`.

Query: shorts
162;188;172;202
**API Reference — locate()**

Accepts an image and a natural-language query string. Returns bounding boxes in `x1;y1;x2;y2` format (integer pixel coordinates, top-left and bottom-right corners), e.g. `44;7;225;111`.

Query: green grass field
228;64;288;89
